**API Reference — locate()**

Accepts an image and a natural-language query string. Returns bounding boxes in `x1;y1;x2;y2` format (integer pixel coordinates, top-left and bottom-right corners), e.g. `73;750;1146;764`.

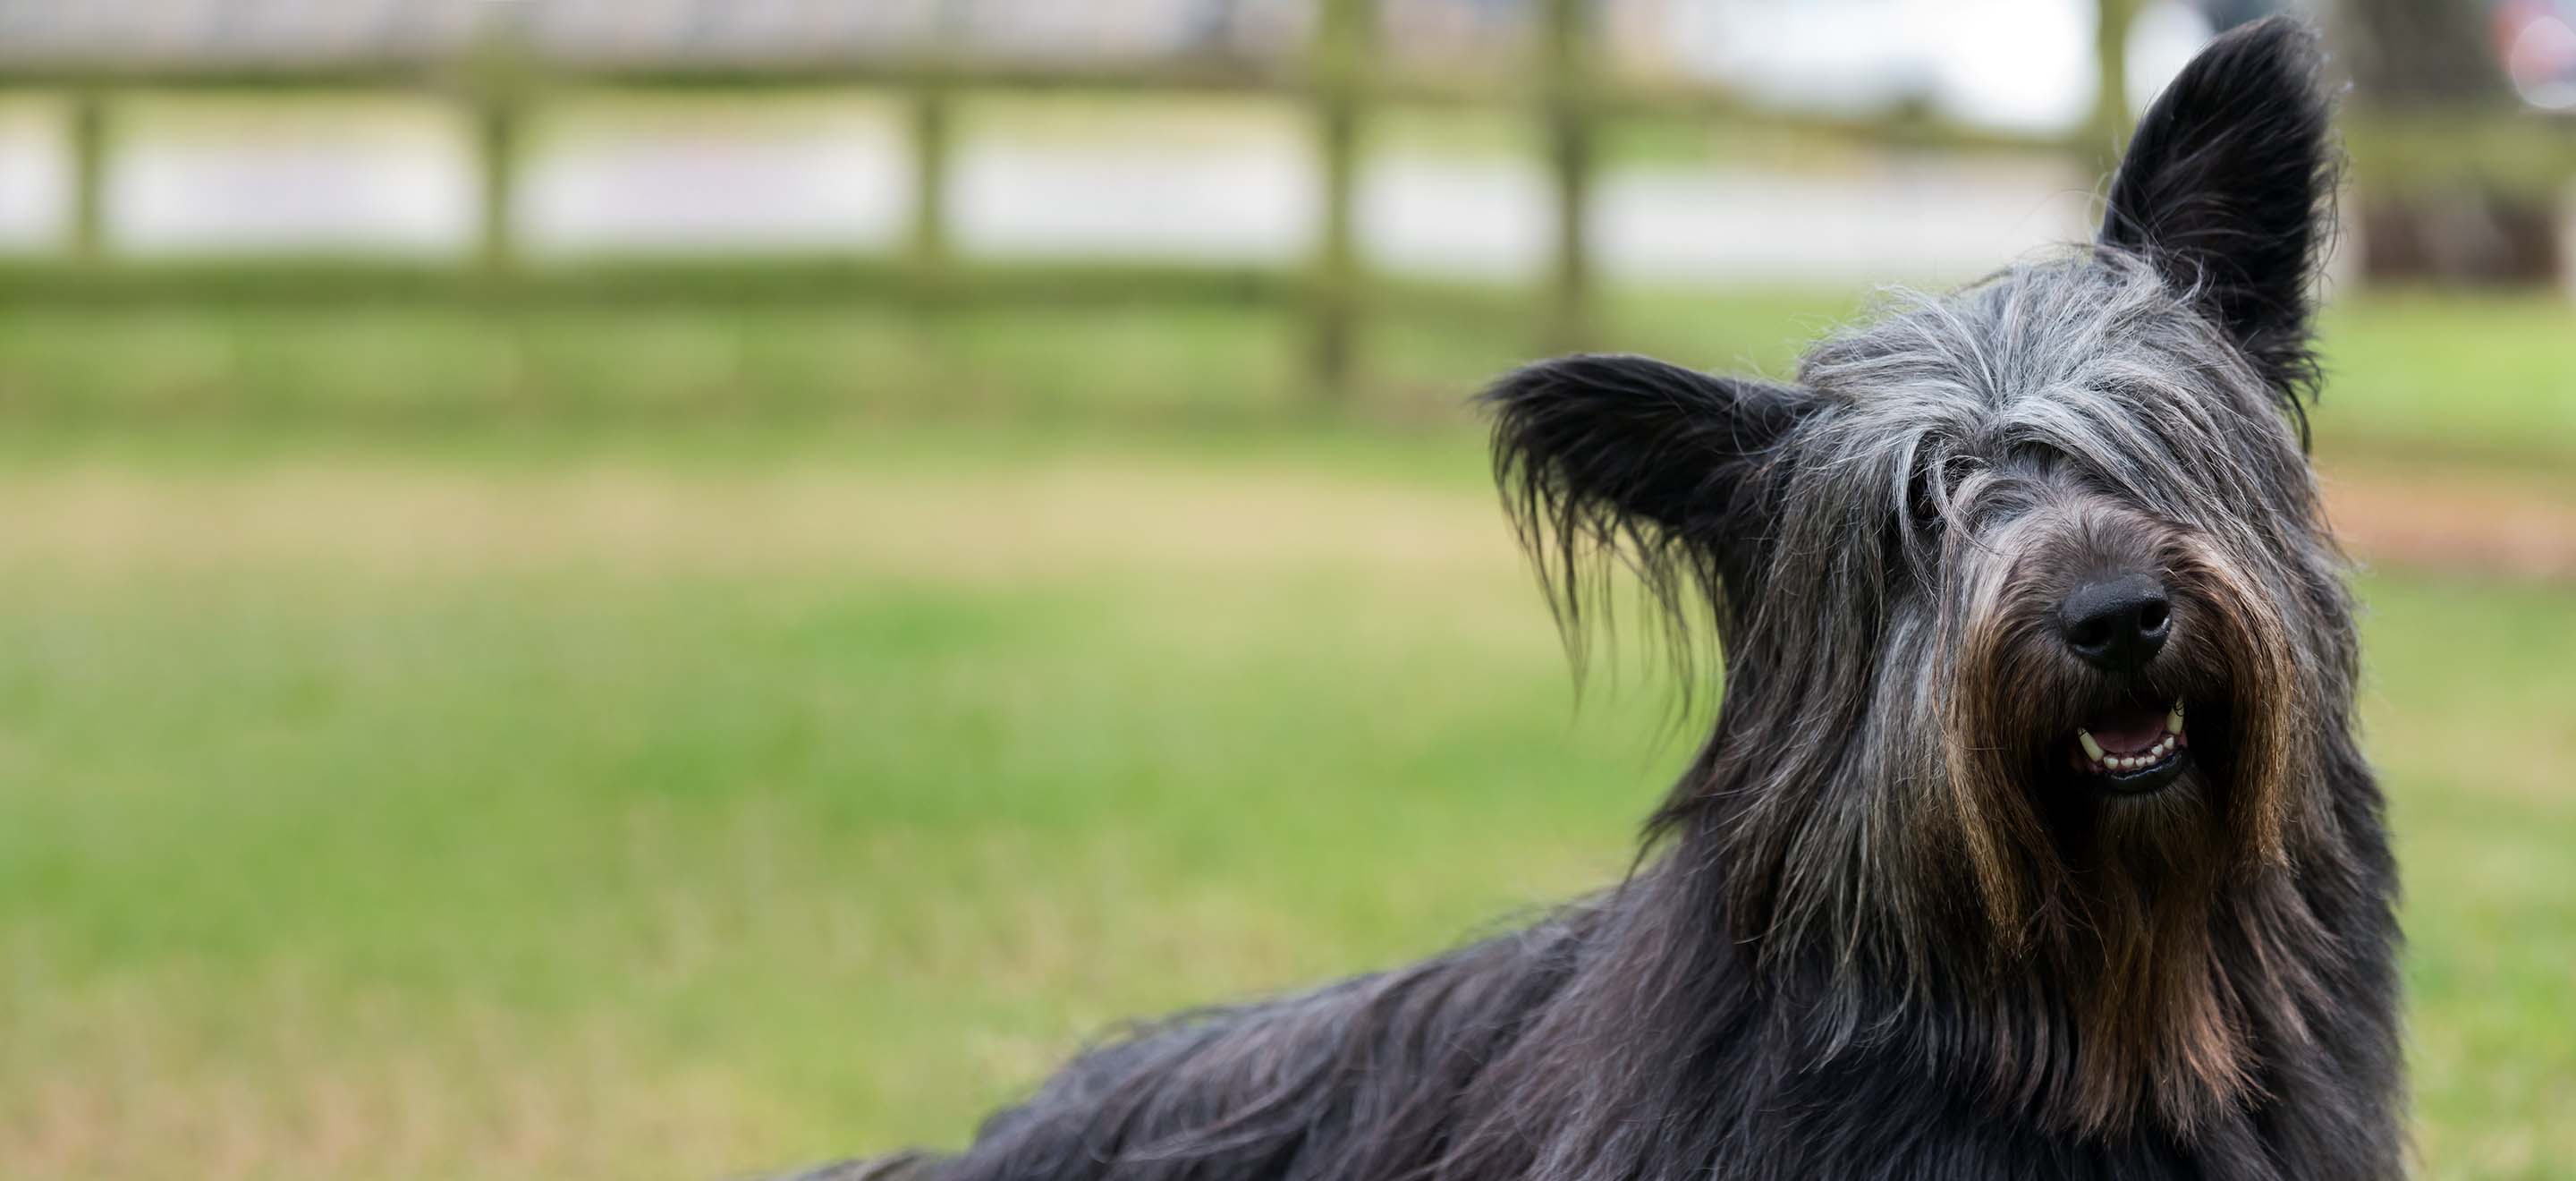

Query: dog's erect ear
2098;16;2334;400
1481;353;1804;650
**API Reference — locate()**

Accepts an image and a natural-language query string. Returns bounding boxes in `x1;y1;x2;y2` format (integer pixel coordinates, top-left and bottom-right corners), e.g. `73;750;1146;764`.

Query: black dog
852;17;2401;1180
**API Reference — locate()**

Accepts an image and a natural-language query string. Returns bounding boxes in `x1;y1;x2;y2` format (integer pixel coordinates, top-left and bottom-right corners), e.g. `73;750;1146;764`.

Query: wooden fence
1;0;2565;400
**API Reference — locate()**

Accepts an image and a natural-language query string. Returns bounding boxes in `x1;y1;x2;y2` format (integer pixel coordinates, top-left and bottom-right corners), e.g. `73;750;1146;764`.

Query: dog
841;17;2401;1180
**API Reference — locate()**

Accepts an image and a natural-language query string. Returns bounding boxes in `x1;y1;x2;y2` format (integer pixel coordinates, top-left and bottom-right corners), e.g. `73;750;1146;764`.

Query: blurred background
0;1;2570;1177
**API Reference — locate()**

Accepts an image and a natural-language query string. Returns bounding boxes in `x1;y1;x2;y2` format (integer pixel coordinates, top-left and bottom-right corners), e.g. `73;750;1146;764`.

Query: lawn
2;286;2571;471
0;284;2571;1177
0;424;2568;1179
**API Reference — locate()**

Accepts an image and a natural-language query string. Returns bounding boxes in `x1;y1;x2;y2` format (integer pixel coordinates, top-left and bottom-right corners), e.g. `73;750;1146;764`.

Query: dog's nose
2059;574;2171;675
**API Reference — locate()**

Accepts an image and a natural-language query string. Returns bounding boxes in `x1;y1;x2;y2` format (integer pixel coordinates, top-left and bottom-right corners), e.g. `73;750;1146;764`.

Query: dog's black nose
2059;574;2171;675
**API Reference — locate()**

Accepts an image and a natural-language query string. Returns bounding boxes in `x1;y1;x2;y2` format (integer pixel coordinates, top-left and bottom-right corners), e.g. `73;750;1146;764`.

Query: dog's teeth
2078;730;2106;761
2167;702;2185;734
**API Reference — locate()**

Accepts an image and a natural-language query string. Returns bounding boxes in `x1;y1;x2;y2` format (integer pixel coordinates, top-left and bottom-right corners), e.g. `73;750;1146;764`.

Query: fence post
1542;0;1595;353
465;14;533;283
2088;0;2138;181
68;89;108;263
909;74;953;293
1309;0;1368;406
474;93;522;278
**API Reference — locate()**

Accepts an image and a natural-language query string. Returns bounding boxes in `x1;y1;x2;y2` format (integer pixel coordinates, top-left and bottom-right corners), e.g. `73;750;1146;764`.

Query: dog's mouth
2067;698;2189;794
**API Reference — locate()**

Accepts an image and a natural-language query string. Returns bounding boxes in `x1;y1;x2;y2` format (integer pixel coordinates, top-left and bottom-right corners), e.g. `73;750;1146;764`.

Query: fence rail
4;2;2570;400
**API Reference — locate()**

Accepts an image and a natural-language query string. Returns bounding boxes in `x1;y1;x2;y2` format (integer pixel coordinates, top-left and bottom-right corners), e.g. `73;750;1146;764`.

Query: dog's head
1485;17;2355;1132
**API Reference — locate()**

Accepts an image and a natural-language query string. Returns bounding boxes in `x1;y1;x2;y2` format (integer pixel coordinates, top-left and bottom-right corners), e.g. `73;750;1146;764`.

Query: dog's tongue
2083;702;2167;755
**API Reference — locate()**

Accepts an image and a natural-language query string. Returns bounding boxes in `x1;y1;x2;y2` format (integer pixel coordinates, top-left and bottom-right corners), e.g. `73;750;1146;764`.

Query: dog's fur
894;19;2402;1180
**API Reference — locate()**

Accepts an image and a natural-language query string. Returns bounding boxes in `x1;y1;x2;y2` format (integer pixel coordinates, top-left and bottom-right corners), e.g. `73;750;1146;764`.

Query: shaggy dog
833;17;2401;1180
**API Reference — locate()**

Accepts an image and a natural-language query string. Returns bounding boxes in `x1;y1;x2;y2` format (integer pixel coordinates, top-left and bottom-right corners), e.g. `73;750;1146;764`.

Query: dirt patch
0;455;2563;586
2322;462;2576;583
0;458;1517;584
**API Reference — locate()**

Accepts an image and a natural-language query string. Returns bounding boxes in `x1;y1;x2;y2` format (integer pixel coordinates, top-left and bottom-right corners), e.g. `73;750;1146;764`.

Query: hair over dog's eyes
1908;454;1977;531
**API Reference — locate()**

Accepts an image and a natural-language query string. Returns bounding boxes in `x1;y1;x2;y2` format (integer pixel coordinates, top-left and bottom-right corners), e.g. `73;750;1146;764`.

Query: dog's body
881;19;2402;1181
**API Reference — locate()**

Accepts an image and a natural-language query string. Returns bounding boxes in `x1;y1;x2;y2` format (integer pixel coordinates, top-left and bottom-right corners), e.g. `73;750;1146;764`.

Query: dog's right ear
1481;353;1805;640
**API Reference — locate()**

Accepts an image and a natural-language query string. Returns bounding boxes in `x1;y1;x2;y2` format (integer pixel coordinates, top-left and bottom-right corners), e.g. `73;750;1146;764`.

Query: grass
0;284;2569;1177
3;287;2568;471
0;431;2569;1179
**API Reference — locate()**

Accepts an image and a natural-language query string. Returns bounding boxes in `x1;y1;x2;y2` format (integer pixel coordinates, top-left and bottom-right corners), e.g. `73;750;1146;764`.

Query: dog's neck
1639;762;2344;1141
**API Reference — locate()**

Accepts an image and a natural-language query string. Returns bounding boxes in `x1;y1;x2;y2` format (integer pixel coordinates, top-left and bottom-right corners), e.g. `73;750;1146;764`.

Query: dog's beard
1929;526;2312;1134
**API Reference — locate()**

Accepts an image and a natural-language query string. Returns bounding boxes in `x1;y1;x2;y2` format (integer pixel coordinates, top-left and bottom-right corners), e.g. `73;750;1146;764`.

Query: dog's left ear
2098;15;2334;400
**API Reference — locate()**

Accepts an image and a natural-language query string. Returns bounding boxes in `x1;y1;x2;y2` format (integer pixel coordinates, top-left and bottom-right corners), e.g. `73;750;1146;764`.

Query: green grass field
4;286;2571;469
1;291;2572;1178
